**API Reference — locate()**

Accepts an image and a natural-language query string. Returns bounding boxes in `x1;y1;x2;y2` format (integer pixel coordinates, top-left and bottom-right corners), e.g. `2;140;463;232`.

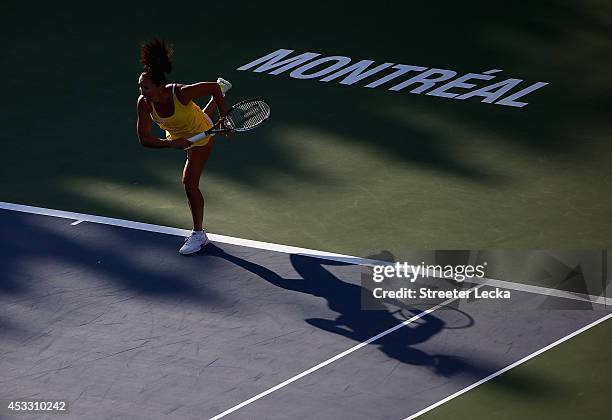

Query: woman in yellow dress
136;39;232;255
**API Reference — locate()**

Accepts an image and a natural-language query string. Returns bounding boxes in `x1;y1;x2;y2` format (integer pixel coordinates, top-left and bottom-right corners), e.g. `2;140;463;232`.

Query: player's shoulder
170;83;187;92
172;83;190;104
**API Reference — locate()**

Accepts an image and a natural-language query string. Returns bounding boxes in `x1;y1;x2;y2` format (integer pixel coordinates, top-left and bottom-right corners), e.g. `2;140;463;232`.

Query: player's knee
182;176;199;191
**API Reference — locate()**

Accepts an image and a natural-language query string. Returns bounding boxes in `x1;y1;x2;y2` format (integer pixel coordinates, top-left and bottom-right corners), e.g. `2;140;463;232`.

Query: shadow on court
0;208;572;397
0;210;573;409
197;243;564;396
0;212;222;304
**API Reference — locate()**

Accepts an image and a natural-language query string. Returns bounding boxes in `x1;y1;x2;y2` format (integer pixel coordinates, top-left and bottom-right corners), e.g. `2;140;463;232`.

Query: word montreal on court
237;48;549;108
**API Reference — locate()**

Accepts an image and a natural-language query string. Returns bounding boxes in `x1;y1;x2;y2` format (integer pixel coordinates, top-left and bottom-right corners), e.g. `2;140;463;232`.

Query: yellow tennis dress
150;84;214;148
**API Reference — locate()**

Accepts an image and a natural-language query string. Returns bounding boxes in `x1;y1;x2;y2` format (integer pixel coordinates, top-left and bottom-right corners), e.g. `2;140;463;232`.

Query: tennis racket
188;98;270;143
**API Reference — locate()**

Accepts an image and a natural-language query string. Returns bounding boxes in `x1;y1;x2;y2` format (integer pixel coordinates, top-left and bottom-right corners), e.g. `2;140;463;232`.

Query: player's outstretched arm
178;82;227;117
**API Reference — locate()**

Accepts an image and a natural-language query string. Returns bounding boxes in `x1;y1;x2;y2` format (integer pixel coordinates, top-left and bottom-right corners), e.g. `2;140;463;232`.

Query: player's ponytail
140;38;173;86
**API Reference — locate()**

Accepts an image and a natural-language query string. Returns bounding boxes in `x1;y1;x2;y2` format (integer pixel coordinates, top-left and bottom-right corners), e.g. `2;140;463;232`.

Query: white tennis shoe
217;77;232;96
179;230;209;255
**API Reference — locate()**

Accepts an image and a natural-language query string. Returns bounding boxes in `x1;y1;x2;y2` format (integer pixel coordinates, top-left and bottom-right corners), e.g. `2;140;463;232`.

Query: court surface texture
2;206;610;419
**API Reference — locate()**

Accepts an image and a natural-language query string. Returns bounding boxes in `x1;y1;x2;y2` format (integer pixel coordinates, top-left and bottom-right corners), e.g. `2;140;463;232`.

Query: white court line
70;220;83;226
404;310;612;420
209;284;484;420
1;201;609;306
459;275;610;307
0;201;377;266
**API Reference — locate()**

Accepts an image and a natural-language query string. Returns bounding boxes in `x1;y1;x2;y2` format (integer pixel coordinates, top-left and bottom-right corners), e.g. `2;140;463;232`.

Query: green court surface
2;1;611;419
420;319;612;420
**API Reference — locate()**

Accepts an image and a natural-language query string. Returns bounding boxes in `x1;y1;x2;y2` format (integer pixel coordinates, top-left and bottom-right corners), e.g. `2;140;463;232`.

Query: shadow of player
206;244;470;376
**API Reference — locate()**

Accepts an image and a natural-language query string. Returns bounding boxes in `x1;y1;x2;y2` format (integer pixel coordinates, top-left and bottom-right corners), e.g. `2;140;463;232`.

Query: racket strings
225;101;270;131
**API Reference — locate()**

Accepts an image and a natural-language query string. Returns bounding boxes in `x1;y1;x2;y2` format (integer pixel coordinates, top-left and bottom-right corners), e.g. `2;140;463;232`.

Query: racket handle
187;128;229;143
187;130;210;143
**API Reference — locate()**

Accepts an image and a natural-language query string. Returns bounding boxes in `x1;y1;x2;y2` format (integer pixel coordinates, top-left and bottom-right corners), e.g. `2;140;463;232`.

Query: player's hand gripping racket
188;99;270;143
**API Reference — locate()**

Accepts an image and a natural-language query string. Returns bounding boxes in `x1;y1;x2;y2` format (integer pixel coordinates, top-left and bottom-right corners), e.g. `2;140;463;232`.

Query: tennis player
136;39;231;255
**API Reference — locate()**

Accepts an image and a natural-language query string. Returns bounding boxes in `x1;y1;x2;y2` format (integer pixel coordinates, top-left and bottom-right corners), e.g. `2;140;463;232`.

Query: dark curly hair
140;38;173;86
